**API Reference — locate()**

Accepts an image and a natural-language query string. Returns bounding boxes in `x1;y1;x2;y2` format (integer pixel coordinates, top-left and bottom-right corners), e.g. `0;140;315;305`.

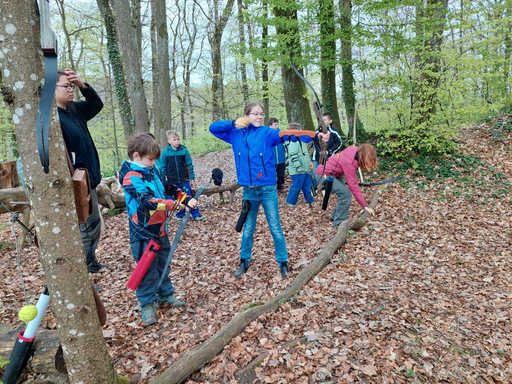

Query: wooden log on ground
0;324;65;376
96;176;125;210
0;160;19;189
151;183;389;384
0;187;29;214
201;182;241;200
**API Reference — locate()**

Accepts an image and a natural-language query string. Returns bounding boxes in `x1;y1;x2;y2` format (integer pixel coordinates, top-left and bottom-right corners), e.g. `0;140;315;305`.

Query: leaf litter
0;125;510;383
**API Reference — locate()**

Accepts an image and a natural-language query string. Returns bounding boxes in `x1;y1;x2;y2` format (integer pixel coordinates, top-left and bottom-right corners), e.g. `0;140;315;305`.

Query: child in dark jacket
159;131;204;221
268;118;287;193
119;133;198;326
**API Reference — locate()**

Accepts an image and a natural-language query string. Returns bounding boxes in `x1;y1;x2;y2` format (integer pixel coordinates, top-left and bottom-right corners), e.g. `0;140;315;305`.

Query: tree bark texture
0;2;115;382
96;0;136;142
152;185;387;384
210;0;236;121
111;0;150;133
339;0;361;141
261;0;269;115
237;0;249;103
0;160;19;189
318;0;342;134
154;0;173;145
273;1;315;131
413;0;449;127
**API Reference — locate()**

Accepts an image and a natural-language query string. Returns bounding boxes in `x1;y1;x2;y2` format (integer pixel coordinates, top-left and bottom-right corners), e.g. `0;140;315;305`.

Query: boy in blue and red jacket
119;133;198;326
159;131;204;221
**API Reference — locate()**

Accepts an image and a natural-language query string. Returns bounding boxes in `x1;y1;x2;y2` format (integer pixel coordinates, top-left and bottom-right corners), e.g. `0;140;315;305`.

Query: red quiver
126;238;163;291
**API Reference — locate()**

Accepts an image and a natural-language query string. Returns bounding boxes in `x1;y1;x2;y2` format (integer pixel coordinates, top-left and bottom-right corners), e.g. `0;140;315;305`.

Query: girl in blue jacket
209;102;329;278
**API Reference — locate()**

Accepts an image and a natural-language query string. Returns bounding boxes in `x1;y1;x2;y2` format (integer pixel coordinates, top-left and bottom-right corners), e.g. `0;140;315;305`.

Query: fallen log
151;183;389;384
0;160;19;190
0;187;29;214
95;179;242;210
96;176;125;210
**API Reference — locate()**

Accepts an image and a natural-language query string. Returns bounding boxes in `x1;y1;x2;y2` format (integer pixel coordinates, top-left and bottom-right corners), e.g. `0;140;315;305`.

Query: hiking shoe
285;202;296;208
193;215;206;222
141;302;157;326
279;261;288;278
175;216;184;222
87;260;106;274
158;295;185;307
234;259;249;277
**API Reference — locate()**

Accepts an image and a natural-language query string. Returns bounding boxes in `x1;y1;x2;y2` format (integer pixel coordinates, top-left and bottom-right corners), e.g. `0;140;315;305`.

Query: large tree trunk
154;0;173;146
319;0;342;134
0;1;115;382
261;0;269;114
96;0;136;141
412;0;449;127
340;0;364;142
273;0;315;130
111;0;150;133
210;0;236;121
152;185;387;384
237;0;249;103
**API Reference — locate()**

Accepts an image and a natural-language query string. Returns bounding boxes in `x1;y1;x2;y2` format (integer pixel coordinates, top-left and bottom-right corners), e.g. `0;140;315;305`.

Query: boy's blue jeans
130;236;175;307
175;181;201;219
241;185;288;263
286;174;314;205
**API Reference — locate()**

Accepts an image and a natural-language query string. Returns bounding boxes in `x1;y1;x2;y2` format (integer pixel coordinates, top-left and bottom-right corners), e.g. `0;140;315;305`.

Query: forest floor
0;122;511;384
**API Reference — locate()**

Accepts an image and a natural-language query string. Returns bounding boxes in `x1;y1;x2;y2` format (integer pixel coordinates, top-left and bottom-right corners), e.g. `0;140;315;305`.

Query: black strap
36;51;58;173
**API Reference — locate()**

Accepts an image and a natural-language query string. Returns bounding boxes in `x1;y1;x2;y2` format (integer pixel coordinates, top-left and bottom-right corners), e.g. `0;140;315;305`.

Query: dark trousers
276;163;286;190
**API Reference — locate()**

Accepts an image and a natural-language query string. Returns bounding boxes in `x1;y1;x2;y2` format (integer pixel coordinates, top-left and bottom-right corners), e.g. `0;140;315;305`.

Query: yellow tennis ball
19;305;38;322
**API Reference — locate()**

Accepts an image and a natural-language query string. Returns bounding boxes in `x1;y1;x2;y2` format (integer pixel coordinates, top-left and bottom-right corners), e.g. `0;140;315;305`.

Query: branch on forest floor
150;182;390;384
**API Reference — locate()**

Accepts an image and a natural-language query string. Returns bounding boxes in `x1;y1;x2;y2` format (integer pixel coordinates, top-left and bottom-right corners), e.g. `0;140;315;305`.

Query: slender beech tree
97;0;136;140
237;0;250;103
318;0;341;133
340;0;365;141
150;0;162;139
261;0;270;114
110;0;150;133
153;0;173;145
0;1;115;382
208;0;236;121
412;0;449;127
273;0;315;130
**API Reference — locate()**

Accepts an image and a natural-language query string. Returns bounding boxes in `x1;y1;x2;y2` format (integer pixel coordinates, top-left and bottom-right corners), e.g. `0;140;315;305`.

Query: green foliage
0;103;17;161
182;127;232;155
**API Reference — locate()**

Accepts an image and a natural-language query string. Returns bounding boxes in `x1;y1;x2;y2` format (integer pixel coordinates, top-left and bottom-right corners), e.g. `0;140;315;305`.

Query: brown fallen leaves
0;125;510;383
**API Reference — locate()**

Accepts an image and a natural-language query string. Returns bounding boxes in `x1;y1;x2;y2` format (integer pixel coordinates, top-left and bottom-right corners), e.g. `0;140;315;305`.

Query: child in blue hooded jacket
119;133;198;325
209;102;330;279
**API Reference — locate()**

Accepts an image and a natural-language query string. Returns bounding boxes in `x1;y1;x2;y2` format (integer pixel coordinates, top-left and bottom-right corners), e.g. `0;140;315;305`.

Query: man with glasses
55;68;105;276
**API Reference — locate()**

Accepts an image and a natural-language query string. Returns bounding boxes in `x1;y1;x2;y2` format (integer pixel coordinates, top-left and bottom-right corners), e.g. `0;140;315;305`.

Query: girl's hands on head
64;68;85;88
235;117;250;128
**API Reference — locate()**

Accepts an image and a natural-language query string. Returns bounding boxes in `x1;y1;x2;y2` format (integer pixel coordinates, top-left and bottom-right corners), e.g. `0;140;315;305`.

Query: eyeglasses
56;84;75;90
249;113;265;118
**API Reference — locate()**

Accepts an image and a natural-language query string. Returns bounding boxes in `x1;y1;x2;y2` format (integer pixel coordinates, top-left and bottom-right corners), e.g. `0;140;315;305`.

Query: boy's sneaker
175;216;183;222
87;259;106;274
285;202;296;208
141;302;157;326
158;295;185;307
193;215;206;222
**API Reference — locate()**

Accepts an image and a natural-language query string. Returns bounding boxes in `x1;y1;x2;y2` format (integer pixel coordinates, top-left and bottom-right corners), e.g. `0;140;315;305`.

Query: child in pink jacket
315;144;378;226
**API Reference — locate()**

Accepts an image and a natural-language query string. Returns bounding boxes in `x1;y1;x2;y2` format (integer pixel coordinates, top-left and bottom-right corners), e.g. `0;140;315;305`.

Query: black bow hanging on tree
36;0;58;174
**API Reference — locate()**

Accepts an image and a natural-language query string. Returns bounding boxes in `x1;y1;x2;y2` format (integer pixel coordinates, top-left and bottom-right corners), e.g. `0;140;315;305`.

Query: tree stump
0;161;19;190
0;188;32;250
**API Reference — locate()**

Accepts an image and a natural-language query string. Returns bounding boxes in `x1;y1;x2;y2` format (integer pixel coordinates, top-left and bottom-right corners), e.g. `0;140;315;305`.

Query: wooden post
0;161;19;189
